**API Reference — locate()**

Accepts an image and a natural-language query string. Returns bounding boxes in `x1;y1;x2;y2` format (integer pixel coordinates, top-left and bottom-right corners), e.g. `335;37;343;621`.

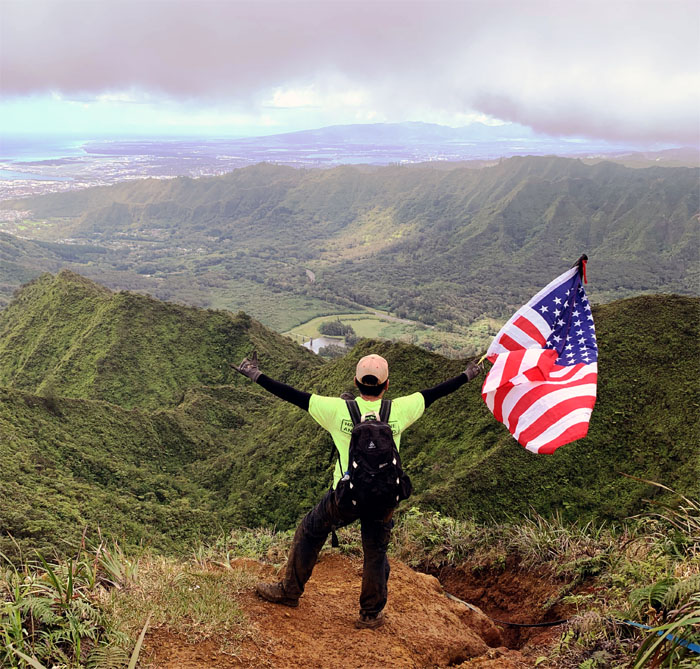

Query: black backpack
334;399;412;518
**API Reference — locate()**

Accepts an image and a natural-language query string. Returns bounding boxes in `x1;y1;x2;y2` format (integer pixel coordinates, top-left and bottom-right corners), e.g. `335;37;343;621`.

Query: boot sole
255;585;299;608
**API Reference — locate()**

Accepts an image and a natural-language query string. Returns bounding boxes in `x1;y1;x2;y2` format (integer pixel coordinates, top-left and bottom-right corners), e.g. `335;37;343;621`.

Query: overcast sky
1;0;698;143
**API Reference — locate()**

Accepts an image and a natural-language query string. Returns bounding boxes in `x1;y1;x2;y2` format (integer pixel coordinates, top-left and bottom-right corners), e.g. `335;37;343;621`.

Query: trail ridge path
145;553;540;668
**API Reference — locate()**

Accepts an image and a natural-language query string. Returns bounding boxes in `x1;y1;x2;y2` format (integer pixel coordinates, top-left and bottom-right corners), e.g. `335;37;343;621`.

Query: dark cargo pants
281;489;393;617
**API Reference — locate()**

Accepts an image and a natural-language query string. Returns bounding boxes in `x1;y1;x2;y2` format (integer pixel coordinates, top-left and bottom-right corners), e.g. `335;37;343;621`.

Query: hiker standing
234;351;482;628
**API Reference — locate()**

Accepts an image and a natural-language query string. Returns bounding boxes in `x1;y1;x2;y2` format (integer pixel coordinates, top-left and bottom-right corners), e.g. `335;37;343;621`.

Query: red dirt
142;554;565;668
435;557;574;651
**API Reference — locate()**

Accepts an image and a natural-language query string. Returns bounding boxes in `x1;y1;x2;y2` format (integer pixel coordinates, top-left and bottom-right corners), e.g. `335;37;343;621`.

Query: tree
319;319;356;337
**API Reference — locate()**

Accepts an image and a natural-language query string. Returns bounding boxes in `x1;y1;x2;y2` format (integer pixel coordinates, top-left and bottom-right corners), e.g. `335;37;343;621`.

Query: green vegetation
206;278;349;332
0;156;696;666
0;270;320;408
1;543;134;667
0;273;697;564
286;311;498;357
1;540;255;668
3;489;697;667
2;158;698;341
318;318;355;337
0;271;697;665
389;488;700;668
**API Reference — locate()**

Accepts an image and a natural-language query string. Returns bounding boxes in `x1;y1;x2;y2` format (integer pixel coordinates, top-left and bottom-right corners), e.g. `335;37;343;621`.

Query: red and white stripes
481;266;598;454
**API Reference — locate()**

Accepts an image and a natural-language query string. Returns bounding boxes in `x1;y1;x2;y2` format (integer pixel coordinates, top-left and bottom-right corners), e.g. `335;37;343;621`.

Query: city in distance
1;121;697;200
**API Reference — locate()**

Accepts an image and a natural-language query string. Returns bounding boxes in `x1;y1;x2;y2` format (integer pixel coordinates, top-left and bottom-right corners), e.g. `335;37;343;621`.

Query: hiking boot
255;582;299;608
354;611;385;629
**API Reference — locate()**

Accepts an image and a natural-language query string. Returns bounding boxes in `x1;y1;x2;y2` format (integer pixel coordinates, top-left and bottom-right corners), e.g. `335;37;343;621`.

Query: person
234;351;483;629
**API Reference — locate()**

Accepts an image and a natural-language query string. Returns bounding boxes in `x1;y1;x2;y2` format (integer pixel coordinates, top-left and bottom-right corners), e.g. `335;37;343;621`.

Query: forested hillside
0;270;319;408
3;158;697;333
0;273;697;559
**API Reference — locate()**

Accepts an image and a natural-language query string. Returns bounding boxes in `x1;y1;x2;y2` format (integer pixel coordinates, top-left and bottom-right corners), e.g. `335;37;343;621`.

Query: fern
87;645;130;669
630;578;677;612
20;595;61;626
663;575;700;610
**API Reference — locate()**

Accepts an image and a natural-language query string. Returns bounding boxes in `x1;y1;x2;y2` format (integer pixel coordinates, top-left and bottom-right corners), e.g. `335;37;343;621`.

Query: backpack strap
345;399;362;427
379;398;392;423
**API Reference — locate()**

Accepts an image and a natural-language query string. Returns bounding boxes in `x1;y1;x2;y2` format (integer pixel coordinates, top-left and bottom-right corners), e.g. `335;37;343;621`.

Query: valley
1;155;698;667
1;157;697;359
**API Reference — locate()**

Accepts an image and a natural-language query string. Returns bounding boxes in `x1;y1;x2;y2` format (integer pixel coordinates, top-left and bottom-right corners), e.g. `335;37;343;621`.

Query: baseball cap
355;354;389;385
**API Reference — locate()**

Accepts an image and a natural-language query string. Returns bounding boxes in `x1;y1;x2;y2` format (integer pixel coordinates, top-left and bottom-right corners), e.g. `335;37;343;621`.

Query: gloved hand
464;359;484;381
234;350;262;382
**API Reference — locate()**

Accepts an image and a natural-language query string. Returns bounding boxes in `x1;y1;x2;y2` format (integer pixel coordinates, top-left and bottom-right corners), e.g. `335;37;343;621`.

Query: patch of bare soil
143;553;540;668
435;557;575;653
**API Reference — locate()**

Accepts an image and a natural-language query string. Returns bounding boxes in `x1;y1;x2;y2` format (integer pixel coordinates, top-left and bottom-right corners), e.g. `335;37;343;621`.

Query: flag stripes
481;263;598;454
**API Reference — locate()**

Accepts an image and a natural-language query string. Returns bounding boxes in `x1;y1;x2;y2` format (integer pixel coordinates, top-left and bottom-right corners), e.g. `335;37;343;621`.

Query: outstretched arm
234;351;311;411
420;360;483;409
257;374;311;411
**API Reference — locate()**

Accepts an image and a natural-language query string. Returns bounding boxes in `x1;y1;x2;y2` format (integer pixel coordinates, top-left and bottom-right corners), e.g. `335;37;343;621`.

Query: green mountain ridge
3;157;698;336
0;270;320;409
0;273;698;560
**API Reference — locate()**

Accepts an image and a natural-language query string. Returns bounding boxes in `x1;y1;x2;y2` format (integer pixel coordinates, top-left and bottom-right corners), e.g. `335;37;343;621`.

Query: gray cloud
1;0;698;143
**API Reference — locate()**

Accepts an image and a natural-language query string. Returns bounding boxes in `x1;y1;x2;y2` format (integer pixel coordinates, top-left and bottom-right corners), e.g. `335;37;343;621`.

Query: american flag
482;262;598;454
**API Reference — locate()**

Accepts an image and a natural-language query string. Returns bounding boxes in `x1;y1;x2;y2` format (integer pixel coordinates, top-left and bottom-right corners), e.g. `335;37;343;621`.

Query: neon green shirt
308;393;425;488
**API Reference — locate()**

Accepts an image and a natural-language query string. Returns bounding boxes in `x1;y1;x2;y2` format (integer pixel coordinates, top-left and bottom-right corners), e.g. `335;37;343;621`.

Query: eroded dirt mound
143;553;532;668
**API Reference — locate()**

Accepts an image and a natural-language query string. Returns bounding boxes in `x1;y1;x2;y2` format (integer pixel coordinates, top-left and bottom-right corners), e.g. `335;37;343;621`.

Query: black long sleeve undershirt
257;374;311;411
256;371;469;412
419;373;468;409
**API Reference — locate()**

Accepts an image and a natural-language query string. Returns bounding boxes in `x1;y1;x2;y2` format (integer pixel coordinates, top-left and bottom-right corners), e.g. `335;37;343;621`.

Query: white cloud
266;81;369;110
1;0;698;143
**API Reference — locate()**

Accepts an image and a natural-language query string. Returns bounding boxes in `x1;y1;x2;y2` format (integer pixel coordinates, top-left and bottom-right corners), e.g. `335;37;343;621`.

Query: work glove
234;350;262;382
464;359;484;381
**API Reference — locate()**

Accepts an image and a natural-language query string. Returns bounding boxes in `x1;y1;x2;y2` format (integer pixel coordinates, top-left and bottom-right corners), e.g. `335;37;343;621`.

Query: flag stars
491;271;598;371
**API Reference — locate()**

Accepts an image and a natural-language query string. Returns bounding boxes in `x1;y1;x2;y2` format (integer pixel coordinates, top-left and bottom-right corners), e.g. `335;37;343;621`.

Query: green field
285;312;500;357
208;279;353;332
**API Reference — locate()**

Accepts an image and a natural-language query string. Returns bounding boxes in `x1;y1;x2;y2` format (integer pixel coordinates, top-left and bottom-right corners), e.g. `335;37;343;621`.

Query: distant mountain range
2;157;698;340
78;122;697;162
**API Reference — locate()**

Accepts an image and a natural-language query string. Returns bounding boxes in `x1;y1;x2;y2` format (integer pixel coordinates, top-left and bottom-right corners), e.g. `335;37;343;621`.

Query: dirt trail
143;553;542;668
